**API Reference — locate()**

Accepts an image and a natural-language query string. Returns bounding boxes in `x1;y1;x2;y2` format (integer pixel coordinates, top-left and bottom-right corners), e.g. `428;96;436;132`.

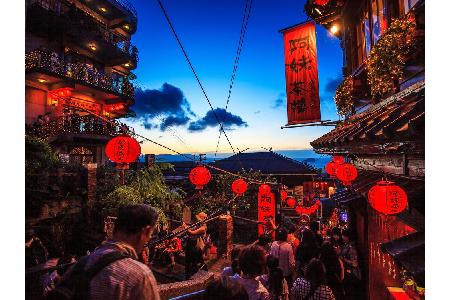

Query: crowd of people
28;203;362;300
212;221;362;300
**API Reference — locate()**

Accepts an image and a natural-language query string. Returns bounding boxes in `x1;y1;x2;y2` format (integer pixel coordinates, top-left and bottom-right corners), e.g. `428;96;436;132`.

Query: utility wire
214;0;253;159
155;0;237;154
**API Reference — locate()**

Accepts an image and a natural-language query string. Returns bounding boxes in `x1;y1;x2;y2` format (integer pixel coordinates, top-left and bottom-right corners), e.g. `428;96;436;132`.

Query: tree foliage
98;164;185;224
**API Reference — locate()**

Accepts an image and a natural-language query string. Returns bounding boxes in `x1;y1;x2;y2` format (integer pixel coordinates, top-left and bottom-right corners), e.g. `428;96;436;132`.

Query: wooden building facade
305;0;425;299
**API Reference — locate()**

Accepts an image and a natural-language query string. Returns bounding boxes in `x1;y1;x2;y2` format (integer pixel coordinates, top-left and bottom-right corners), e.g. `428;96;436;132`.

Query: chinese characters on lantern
283;21;321;124
257;192;275;237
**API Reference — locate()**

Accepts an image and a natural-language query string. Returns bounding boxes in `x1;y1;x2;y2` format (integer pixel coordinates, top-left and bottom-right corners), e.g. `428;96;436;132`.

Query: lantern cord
155;0;238;154
214;0;253;160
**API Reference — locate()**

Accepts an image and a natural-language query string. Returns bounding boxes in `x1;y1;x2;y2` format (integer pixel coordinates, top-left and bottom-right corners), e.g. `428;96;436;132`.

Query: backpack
45;251;130;300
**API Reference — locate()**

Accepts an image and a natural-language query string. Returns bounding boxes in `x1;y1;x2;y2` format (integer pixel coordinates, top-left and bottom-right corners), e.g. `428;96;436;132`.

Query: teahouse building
305;0;424;298
25;0;139;165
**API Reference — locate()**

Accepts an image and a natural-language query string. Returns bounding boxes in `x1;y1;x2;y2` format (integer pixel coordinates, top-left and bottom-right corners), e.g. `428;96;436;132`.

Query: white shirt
270;241;295;277
232;274;270;300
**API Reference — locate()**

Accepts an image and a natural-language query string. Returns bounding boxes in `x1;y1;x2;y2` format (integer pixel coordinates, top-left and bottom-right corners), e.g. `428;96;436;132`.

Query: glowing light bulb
330;24;339;35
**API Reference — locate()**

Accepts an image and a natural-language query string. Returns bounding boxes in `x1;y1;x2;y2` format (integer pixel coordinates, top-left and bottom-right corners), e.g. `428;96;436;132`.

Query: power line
155;0;237;154
214;0;253;159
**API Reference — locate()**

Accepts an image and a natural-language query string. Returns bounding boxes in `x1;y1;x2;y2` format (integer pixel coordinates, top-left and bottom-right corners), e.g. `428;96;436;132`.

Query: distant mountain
153;149;330;163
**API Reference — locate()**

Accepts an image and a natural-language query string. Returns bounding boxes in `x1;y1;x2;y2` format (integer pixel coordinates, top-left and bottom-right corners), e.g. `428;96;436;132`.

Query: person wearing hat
183;211;208;279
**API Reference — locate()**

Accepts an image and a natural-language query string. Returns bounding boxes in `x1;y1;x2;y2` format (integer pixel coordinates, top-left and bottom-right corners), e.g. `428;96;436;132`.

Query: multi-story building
305;0;424;299
25;0;138;165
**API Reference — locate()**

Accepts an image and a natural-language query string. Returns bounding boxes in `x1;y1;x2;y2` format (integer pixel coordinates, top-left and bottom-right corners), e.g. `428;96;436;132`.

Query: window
363;9;371;58
371;0;388;44
402;0;420;14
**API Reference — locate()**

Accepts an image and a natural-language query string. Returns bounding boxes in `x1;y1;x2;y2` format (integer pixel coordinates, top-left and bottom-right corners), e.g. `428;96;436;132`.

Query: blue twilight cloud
132;83;194;131
188;108;248;132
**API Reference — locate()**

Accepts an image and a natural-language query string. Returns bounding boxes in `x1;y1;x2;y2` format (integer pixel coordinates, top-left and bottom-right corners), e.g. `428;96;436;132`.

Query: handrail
26;114;132;139
26;48;135;98
109;0;138;22
26;0;138;61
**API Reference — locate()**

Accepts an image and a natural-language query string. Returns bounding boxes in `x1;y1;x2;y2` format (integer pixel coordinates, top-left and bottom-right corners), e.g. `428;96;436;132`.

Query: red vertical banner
258;192;276;238
283;22;321;125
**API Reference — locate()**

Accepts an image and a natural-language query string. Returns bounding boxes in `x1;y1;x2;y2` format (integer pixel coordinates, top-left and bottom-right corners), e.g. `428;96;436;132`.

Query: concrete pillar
217;214;233;258
84;163;97;213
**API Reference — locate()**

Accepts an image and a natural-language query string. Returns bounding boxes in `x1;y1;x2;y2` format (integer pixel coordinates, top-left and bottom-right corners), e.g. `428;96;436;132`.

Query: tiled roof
311;81;425;153
212;151;318;175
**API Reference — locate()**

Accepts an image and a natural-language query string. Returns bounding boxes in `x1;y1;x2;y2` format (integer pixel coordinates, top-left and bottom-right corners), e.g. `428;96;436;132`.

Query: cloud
272;93;286;109
132;83;195;131
160;115;190;130
324;76;342;94
254;110;261;114
188;108;248;132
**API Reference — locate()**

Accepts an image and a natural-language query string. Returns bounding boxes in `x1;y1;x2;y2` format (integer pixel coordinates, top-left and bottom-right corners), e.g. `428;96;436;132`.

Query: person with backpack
47;204;160;300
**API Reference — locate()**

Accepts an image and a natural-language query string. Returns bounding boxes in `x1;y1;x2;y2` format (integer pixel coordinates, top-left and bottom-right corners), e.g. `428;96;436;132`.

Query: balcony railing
26;48;135;99
26;0;139;63
26;114;134;139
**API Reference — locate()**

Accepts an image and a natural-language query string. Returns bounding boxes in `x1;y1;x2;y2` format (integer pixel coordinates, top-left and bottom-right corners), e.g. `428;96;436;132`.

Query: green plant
98;164;184;223
367;16;416;98
334;76;354;117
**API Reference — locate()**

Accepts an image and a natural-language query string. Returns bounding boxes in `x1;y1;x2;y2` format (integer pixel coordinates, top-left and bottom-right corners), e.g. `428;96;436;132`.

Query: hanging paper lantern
367;181;408;215
259;184;271;195
189;166;211;190
280;190;288;202
336;163;358;185
325;161;339;177
232;179;248;196
286;197;296;208
105;135;141;164
314;0;330;6
332;155;345;165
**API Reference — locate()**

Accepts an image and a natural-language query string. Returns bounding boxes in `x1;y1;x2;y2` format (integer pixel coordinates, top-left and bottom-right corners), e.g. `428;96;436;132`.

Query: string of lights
155;0;237;154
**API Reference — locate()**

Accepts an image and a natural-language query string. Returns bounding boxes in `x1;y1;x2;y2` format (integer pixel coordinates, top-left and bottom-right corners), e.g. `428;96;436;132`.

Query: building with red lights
305;0;424;299
25;0;138;165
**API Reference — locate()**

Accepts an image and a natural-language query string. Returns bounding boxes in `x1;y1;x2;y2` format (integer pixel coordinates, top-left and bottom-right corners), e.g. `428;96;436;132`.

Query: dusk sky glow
124;0;343;155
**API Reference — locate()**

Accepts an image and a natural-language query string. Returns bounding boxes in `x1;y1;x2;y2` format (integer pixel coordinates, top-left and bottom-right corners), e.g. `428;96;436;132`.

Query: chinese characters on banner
257;192;275;238
283;22;321;124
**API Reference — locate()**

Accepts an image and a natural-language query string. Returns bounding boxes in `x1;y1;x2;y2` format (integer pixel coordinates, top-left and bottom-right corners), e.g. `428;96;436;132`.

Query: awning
381;232;425;287
330;188;365;204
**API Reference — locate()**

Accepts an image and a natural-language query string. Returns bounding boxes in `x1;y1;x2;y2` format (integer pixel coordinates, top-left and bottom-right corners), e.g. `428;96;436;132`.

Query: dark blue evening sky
124;0;343;154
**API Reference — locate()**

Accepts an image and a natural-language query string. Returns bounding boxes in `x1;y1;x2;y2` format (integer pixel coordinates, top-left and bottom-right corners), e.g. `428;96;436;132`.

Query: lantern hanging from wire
336;162;358;185
106;135;141;184
106;135;141;164
286;197;296;208
325;161;339;177
232;179;248;196
367;181;408;215
259;184;271;195
189;165;211;190
280;190;288;203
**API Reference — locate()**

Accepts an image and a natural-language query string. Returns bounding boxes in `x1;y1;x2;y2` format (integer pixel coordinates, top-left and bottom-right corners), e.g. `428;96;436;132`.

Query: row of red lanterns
325;156;358;186
105;138;409;217
326;155;409;215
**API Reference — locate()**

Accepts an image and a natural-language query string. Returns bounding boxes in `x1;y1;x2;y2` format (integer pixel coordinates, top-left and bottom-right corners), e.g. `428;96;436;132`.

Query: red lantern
286;197;296;208
232;179;248;196
189;166;211;190
280;190;288;202
105;135;141;164
325;161;339;177
259;184;271;195
336;163;358;186
314;0;330;6
332;155;345;165
368;181;408;215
